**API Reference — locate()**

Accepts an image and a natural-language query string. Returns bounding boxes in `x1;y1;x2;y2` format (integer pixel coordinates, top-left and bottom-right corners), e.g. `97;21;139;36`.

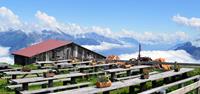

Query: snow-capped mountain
175;40;200;60
1;29;198;64
0;28;186;56
0;29;131;53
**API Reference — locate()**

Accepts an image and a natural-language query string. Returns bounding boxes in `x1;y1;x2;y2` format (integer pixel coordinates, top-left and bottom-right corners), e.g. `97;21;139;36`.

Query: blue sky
0;0;199;34
1;0;200;63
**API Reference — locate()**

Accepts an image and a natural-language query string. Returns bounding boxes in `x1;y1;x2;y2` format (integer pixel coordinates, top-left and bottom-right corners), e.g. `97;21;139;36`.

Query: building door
46;52;50;61
65;48;71;59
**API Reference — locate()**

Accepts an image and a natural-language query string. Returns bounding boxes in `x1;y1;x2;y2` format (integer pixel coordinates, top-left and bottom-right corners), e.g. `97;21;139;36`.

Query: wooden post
86;62;89;65
63;81;68;85
12;75;17;79
152;80;157;88
94;67;98;72
48;80;53;87
71;77;76;84
80;68;84;73
42;84;47;88
127;70;131;76
37;65;41;69
139;82;146;92
164;77;170;84
103;91;110;94
109;65;112;69
57;65;61;69
22;83;28;90
182;73;188;79
85;75;89;80
139;68;143;74
194;78;200;94
41;63;44;67
72;64;76;67
171;76;176;82
15;89;21;94
129;86;135;94
110;72;116;82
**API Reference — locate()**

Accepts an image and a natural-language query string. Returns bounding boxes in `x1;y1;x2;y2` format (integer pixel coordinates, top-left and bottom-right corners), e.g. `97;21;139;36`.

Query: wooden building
12;40;106;65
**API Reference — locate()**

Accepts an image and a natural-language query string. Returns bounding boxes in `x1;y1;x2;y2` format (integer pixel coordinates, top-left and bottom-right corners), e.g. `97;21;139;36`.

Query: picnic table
11;72;86;90
55;63;73;69
105;65;151;81
0;68;21;73
4;69;49;79
0;63;10;69
36;60;91;68
53;68;193;94
70;61;92;67
56;59;72;63
36;61;55;67
56;61;92;68
77;63;115;73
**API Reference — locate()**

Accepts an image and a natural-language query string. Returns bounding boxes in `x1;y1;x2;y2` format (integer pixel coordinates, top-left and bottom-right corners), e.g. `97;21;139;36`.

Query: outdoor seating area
2;0;200;93
1;58;200;94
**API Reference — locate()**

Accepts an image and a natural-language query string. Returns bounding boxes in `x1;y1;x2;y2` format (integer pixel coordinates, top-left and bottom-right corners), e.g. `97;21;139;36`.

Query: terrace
0;59;200;94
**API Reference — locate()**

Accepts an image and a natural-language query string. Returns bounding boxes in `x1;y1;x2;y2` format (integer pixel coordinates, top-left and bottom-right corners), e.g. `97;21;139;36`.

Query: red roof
12;40;72;57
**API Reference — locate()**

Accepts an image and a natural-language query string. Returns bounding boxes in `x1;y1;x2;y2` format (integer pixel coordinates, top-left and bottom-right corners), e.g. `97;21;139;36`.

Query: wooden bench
77;63;114;73
4;69;50;79
20;82;91;94
0;63;10;69
168;77;200;94
105;65;151;82
114;71;158;81
86;71;104;75
7;78;71;90
52;68;194;94
11;72;87;91
115;70;139;77
139;75;200;94
115;71;127;75
0;68;21;73
36;66;54;69
55;63;73;69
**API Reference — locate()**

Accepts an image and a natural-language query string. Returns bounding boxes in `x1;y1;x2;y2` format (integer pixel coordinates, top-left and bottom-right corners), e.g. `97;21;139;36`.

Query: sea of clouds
0;46;13;64
119;50;199;63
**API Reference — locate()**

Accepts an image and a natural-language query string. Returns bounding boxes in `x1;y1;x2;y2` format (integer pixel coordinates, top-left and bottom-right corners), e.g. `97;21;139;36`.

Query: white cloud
25;10;191;45
173;14;200;28
0;7;22;31
0;7;190;45
117;30;189;44
82;42;133;51
119;50;199;63
0;46;13;65
35;11;61;32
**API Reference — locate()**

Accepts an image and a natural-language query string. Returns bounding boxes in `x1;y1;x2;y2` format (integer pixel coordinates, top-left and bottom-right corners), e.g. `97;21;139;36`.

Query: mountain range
0;29;138;55
0;29;200;61
175;41;200;60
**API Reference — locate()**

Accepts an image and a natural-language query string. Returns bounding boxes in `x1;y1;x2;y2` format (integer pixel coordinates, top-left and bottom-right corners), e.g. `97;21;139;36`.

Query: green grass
0;79;14;94
10;64;22;68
